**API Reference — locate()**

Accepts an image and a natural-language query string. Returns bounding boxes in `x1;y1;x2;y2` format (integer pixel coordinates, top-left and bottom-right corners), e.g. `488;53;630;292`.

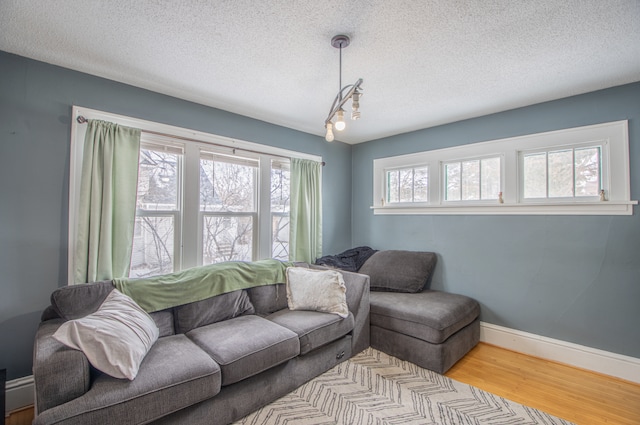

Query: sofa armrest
33;318;91;414
311;265;370;355
340;270;370;354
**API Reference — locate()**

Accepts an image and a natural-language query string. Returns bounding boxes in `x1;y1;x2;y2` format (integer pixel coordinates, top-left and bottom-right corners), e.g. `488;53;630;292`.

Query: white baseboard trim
5;375;34;415
480;321;640;384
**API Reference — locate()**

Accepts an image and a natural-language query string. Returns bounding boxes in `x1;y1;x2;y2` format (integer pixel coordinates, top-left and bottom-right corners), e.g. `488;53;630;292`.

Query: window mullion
479;159;483;200
257;157;271;260
182;144;199;269
572;148;576;198
545;152;550;198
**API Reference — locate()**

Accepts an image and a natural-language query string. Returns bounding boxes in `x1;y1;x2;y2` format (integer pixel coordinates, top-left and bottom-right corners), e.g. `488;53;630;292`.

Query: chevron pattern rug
235;348;574;425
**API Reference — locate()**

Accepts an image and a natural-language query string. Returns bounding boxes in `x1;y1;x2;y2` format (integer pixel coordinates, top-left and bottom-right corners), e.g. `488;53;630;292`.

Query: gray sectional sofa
321;249;481;374
32;264;370;425
33;251;480;424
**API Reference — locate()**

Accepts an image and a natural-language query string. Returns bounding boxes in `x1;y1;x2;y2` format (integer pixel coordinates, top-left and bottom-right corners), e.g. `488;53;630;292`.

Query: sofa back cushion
173;289;255;334
359;250;437;293
51;280;115;320
149;309;176;337
246;284;289;316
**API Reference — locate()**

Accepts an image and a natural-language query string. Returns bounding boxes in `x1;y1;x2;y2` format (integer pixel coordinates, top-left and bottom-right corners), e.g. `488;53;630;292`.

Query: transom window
521;145;601;200
386;166;428;204
444;156;501;201
372;121;635;215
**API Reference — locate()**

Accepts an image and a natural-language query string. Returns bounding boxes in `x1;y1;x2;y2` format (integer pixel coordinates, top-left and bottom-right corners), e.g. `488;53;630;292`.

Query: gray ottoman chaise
358;250;480;374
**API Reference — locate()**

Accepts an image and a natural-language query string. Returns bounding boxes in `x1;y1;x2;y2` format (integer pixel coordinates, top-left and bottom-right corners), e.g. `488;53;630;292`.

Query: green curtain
289;158;322;263
74;120;141;283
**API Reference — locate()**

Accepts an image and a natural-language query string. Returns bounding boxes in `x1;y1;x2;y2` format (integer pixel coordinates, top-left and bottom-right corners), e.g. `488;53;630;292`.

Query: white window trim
69;105;321;284
372;120;636;216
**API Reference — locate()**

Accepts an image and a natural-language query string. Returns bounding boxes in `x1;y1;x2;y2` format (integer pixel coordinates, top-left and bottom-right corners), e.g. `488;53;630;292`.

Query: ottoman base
371;317;480;374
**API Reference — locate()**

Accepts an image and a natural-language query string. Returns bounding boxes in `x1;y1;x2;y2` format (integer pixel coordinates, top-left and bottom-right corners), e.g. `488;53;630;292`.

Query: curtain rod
76;115;325;166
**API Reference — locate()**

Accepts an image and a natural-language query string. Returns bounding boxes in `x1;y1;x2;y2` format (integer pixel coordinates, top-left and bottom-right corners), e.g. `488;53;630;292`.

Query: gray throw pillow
358;250;437;293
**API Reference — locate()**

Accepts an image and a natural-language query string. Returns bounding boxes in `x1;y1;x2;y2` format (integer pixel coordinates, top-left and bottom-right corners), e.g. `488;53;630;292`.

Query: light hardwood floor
7;342;640;425
446;343;640;424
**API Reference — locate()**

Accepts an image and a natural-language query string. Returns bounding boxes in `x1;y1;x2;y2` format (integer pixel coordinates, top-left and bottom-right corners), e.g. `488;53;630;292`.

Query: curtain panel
74;120;141;283
289;158;322;263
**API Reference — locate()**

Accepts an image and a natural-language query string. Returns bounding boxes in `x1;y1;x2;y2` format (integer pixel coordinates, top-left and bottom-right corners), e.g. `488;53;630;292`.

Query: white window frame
68;106;321;284
518;141;607;203
133;138;185;276
384;165;430;206
441;154;503;204
372;120;636;216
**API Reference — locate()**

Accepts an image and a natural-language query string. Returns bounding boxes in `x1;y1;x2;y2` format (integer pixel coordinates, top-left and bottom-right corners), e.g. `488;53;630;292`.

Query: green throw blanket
114;259;295;313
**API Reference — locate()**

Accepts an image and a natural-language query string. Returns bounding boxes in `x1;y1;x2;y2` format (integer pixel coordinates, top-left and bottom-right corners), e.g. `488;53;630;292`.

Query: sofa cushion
266;309;355;355
286;267;349;318
246;283;288;315
150;309;176;337
369;290;480;344
359;250;437;293
53;289;159;380
186;315;299;386
33;334;221;425
50;280;114;320
173;289;254;334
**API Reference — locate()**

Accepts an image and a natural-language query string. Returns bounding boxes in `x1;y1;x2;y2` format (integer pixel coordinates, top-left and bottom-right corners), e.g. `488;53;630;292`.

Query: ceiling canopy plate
331;35;350;49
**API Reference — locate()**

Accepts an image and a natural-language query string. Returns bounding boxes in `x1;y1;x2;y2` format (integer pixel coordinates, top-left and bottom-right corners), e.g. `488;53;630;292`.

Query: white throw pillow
285;267;349;318
53;289;159;380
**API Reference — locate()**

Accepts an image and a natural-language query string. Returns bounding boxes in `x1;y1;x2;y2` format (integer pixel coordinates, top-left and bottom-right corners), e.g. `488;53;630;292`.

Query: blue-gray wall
352;82;640;359
2;49;638;381
0;51;353;380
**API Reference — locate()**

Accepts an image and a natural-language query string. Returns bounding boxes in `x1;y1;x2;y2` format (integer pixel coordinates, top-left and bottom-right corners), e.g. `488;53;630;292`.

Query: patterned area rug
235;348;574;425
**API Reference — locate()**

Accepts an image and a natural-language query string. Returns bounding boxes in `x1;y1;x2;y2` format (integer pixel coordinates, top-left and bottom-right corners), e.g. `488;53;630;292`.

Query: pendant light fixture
324;35;363;142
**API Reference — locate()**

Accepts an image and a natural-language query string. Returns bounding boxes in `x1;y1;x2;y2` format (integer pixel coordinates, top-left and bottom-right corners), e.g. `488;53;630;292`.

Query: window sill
371;201;638;216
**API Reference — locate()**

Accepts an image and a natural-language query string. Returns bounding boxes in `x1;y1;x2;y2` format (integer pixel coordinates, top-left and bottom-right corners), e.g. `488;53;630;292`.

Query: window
130;142;183;278
444;156;501;201
372;121;635;215
200;152;258;265
270;159;290;260
521;145;601;200
69;106;320;283
385;166;428;204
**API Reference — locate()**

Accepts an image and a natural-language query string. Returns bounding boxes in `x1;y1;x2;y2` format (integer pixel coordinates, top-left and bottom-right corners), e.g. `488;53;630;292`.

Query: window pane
387;170;399;203
130;216;174;278
202;216;253;264
399;169;413;202
272;214;289;261
271;160;290;259
575;147;600;197
271;162;290;213
413;167;429;202
200;159;256;212
548;150;573;198
523;153;547;198
445;163;461;201
461;160;480;200
481;157;500;200
137;149;179;210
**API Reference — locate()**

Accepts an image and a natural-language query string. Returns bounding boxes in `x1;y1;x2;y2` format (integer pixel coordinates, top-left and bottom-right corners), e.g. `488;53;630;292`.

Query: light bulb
335;109;346;131
351;92;360;120
325;122;334;142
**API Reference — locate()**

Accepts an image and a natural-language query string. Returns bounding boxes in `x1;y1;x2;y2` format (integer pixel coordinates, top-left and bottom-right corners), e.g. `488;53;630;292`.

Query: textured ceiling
1;0;639;144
